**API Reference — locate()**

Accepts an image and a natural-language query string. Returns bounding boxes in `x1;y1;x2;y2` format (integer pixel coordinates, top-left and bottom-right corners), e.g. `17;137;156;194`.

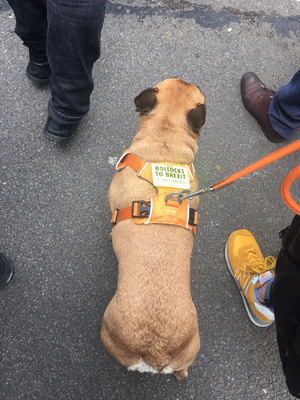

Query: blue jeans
269;69;300;139
7;0;107;124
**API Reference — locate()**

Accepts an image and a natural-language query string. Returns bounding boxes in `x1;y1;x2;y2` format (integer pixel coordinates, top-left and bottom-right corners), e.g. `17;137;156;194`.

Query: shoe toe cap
241;72;265;99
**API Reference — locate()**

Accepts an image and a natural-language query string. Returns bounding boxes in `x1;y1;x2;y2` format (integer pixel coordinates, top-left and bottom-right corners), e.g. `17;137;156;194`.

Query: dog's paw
173;369;188;379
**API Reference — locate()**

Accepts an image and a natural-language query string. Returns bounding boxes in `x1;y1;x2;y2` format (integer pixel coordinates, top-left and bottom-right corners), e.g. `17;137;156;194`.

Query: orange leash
212;139;300;215
212;139;300;190
280;165;300;215
167;139;300;215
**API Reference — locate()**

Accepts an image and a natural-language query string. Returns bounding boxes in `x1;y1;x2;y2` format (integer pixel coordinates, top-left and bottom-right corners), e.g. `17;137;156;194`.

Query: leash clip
165;187;213;204
165;190;191;204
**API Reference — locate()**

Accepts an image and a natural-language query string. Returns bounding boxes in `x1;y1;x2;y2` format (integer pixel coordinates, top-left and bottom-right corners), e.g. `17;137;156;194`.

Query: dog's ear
187;103;206;134
134;88;158;115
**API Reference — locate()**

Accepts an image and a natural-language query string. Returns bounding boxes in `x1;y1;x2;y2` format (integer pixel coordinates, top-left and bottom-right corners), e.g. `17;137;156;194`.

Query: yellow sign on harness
150;163;191;189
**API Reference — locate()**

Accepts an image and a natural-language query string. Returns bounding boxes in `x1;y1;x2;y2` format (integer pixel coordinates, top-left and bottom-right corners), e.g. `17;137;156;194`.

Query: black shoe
44;115;80;142
0;253;14;287
25;43;51;84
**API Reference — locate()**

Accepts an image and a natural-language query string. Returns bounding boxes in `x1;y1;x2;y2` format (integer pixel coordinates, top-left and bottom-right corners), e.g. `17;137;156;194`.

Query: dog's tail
142;352;173;374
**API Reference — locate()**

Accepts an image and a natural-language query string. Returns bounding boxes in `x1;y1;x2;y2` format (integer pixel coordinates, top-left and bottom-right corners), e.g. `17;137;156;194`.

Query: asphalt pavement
1;1;300;399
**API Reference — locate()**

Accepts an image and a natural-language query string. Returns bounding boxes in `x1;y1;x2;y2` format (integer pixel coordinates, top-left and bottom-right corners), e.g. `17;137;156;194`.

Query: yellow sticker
151;164;190;189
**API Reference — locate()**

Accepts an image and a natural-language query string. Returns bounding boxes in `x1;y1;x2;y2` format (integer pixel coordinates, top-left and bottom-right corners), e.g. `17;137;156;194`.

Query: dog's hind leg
170;330;200;379
101;322;141;368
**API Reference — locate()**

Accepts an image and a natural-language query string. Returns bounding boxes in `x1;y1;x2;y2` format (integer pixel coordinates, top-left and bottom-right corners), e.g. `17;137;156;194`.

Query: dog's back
101;221;200;377
101;78;206;378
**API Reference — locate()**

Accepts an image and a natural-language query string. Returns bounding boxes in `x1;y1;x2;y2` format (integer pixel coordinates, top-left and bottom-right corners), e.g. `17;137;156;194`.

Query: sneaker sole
44;129;72;142
26;70;50;85
225;239;273;328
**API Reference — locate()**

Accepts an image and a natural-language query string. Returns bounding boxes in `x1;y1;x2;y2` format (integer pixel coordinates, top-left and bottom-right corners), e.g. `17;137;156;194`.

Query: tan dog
101;78;206;378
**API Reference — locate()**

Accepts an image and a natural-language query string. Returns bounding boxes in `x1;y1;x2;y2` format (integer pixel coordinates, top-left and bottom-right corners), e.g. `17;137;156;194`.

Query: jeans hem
268;113;295;139
49;103;85;124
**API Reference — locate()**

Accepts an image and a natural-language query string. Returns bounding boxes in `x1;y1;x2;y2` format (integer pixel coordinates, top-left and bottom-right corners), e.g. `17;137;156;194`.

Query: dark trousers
272;215;300;398
7;0;107;123
268;69;300;139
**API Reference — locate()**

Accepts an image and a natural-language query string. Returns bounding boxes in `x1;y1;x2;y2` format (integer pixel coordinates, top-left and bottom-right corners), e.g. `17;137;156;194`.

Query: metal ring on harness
281;165;300;215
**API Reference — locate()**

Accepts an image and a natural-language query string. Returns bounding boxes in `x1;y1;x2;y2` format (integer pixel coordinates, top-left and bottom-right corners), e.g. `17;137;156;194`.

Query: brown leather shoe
241;72;285;143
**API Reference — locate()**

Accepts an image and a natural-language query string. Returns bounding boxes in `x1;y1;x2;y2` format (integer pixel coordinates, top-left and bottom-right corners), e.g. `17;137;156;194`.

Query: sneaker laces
242;248;276;274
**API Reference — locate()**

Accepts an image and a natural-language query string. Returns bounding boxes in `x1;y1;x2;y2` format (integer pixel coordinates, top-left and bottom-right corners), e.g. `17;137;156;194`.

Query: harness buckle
111;209;120;225
132;200;151;218
188;208;198;227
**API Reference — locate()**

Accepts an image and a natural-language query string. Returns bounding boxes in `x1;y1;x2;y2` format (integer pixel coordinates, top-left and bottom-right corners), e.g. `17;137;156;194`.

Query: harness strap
116;150;146;173
111;202;149;225
111;200;198;233
116;149;195;178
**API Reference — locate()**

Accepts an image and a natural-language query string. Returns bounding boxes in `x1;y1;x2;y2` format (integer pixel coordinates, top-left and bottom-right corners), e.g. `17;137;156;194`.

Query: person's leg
44;0;108;141
0;253;14;287
226;218;300;396
6;0;50;83
241;70;300;143
268;69;300;140
271;216;300;398
7;0;47;45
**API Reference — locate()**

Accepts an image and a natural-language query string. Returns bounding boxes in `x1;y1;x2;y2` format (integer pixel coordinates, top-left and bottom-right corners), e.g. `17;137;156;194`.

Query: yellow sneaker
225;229;276;328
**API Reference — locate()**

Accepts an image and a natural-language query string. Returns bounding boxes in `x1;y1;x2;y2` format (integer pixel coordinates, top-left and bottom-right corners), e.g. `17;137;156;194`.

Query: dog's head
134;78;206;134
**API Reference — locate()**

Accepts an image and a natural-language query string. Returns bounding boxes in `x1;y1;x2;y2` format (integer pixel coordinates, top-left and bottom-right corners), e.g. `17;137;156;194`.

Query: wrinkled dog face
134;78;206;134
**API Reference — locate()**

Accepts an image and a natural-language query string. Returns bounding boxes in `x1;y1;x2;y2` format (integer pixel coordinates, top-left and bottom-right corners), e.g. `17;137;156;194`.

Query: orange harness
111;150;198;233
